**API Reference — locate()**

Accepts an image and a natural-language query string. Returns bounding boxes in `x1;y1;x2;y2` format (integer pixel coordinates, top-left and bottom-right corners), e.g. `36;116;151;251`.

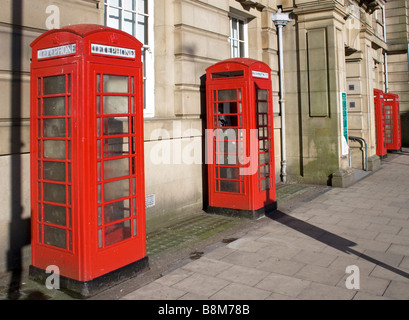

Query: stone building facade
0;0;405;273
385;0;409;147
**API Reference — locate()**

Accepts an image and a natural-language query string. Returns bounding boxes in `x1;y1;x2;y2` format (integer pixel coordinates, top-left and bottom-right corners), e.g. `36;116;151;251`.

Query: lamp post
272;8;292;183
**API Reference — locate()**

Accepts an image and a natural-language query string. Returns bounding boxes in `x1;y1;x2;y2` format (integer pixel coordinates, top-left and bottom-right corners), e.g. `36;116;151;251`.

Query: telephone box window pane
216;153;239;166
219;167;239;180
104;117;129;135
67;74;71;94
44;204;66;226
68;231;72;251
211;70;244;79
44;225;66;249
43;119;66;138
44;140;66;159
44;162;66;182
44;183;66;204
43;97;65;116
220;180;240;193
260;179;271;191
104;179;130;202
218;115;238;127
98;229;103;248
218;102;238;115
103;96;129;114
104;158;130;180
261;139;269;152
104;199;130;224
258;89;268;101
105;221;131;247
103;137;130;157
260;153;269;165
43;75;66;95
218;89;237;101
258;102;268;113
217;138;238;154
103;75;129;93
260;165;270;178
38;78;41;96
97;75;101;93
97;96;101;115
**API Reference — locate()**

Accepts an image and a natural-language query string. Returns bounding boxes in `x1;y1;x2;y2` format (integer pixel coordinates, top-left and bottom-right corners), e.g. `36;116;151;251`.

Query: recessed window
229;15;248;58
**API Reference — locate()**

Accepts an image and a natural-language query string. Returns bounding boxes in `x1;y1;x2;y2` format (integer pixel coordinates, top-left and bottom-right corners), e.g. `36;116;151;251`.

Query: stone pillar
293;1;354;186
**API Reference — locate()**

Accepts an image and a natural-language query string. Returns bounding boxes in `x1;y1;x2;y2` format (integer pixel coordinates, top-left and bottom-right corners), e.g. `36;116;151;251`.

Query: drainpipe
272;8;292;183
382;5;389;93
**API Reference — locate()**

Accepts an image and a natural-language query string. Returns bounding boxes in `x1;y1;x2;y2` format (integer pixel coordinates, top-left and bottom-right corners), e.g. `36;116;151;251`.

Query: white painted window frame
229;13;248;58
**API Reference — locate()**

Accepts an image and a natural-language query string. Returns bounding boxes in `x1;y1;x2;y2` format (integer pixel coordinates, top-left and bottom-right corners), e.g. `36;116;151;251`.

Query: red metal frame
30;25;146;282
206;58;276;214
384;92;402;152
374;89;387;158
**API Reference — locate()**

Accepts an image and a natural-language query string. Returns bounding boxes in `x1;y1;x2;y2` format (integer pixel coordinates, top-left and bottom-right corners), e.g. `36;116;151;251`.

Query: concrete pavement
121;152;409;300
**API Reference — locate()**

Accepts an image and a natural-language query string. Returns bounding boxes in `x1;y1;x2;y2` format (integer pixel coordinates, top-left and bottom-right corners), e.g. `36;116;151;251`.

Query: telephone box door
207;82;249;209
384;93;402;152
90;64;146;275
31;64;79;279
252;81;275;210
374;89;387;158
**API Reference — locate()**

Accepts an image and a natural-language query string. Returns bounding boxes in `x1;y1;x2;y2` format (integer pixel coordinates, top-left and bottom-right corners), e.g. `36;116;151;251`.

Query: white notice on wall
145;194;156;209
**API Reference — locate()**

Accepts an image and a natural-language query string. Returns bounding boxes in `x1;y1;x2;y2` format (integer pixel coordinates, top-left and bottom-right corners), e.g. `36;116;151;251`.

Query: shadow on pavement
266;210;409;280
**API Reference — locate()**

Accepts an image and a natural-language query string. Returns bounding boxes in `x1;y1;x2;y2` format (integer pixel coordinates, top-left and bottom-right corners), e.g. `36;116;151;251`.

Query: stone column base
331;168;356;188
368;155;381;172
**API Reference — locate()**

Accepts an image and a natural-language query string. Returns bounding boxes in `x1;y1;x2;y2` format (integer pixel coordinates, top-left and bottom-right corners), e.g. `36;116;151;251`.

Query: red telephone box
29;25;148;296
374;89;387;158
205;58;276;218
384;92;402;152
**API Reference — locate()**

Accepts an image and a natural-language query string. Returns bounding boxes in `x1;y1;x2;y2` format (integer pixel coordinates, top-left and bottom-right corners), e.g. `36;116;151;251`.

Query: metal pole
272;9;292;183
277;23;287;183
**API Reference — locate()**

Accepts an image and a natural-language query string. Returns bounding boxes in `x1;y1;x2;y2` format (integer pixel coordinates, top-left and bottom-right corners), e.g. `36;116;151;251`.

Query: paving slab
210;283;271;300
383;280;409;300
180;257;232;277
296;282;356;300
171;273;230;298
216;265;270;287
122;282;186;300
255;273;311;298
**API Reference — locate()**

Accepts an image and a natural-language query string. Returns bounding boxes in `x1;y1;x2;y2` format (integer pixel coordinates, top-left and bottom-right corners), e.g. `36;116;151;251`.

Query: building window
104;0;155;117
229;15;248;58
